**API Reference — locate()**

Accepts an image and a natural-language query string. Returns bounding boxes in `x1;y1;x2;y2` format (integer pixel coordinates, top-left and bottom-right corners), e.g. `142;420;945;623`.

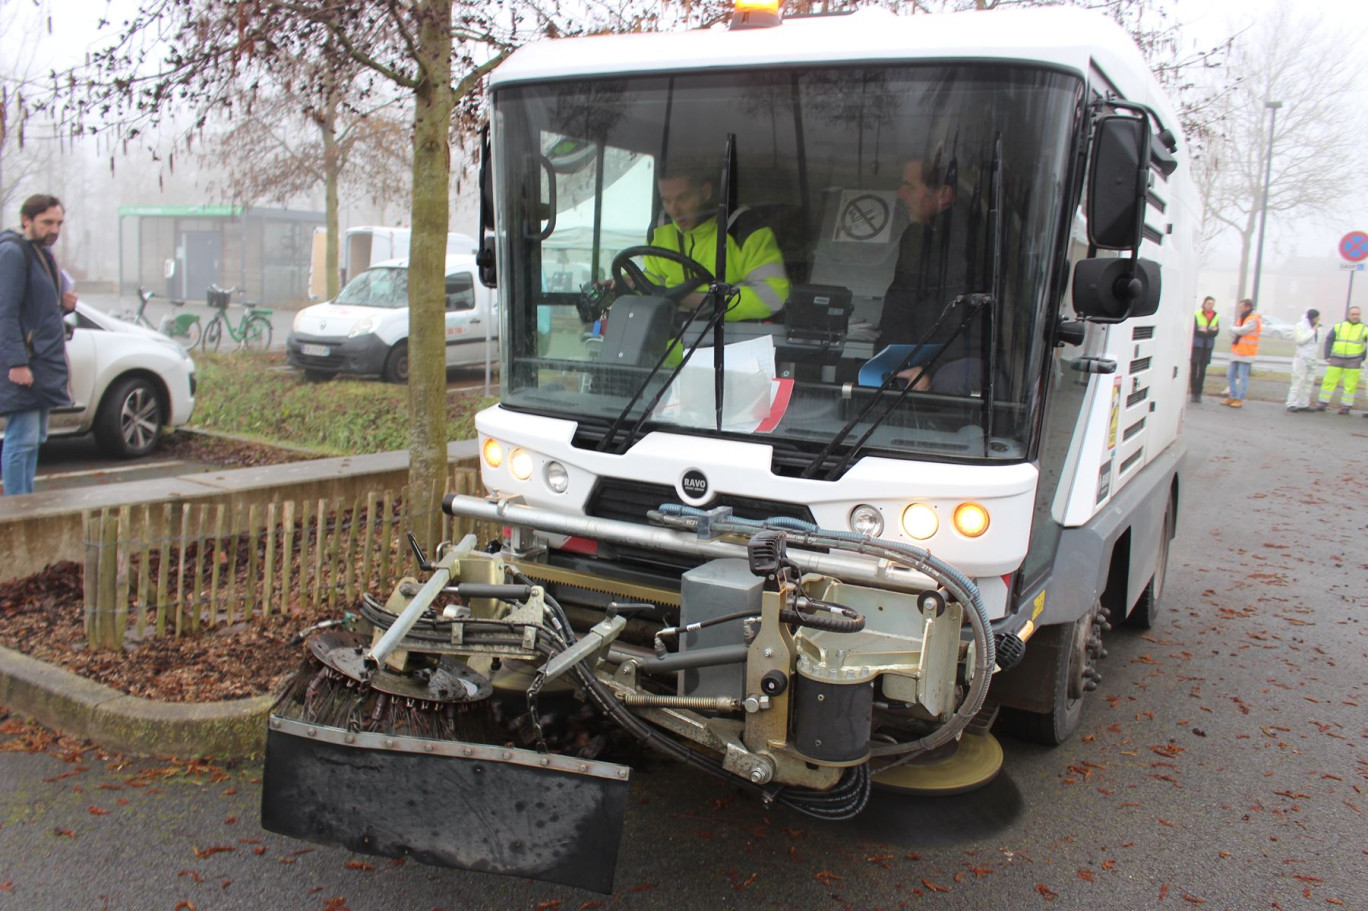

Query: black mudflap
261;716;631;893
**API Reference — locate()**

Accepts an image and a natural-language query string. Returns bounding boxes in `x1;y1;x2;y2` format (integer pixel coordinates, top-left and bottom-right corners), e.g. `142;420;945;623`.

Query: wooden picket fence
81;468;499;650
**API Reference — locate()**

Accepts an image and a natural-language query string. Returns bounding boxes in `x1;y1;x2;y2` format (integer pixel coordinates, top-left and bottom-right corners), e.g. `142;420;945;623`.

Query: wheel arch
94;368;173;425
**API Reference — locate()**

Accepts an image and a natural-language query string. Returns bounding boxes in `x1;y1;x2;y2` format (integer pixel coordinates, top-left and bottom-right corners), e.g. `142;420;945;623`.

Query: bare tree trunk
406;0;455;553
322;101;342;301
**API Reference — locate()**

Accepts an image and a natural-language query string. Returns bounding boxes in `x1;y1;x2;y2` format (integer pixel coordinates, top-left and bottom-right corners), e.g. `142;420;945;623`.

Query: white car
0;302;197;458
1259;314;1295;340
286;254;498;383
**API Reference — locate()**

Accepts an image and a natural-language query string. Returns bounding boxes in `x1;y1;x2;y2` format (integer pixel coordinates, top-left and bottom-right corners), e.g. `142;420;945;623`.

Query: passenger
876;152;977;389
642;164;789;320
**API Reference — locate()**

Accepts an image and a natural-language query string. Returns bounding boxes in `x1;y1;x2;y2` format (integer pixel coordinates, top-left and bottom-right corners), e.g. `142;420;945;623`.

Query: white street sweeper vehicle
263;3;1196;892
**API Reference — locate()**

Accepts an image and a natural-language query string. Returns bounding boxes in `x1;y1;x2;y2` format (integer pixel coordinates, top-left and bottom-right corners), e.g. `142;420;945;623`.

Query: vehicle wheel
242;315;273;351
179;319;202;351
202;319;223;353
93;377;164;459
303;369;336;383
382;340;409;384
1126;496;1174;630
996;603;1106;746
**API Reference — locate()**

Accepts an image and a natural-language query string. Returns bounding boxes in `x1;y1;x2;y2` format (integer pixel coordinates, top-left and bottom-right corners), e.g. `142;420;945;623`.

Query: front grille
585;477;816;571
585;478;815;526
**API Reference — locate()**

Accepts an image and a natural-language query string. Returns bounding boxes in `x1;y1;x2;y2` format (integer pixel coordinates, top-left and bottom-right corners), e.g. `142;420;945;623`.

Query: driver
643;164;790;320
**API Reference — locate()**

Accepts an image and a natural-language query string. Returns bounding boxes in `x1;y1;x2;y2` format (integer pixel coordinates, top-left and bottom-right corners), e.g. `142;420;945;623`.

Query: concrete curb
0;644;273;758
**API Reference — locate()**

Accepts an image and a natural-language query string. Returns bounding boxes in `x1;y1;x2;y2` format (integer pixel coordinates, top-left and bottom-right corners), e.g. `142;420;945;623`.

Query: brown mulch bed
0;560;335;703
156;429;318;468
0;433;329;704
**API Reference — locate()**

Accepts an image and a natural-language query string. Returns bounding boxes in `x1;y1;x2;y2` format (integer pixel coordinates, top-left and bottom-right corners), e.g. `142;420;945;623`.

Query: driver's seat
597;295;677;367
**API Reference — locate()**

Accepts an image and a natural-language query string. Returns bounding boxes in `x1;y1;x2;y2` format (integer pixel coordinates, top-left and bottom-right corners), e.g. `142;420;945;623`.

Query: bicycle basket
207;288;231;309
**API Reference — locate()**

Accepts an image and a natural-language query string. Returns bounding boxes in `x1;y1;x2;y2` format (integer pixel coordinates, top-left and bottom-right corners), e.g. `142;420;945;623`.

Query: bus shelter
117;205;325;306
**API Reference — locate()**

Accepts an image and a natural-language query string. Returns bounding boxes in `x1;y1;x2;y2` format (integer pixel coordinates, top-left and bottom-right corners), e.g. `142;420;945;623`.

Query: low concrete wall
0;440;480;584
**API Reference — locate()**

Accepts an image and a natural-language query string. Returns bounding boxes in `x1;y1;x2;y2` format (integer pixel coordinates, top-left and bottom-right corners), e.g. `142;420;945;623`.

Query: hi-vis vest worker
1231;311;1261;357
645;171;790;321
1325;318;1367;365
1193;307;1219;338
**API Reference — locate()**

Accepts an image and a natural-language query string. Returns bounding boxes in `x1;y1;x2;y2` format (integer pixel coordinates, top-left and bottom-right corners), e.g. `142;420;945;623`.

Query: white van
286;254;496;383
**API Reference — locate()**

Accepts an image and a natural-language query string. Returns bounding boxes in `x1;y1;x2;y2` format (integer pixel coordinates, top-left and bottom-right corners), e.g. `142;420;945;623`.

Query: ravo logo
680;469;709;501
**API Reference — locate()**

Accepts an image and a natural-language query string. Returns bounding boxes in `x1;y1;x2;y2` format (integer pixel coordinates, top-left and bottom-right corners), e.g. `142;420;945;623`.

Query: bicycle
199;285;275;352
122;286;202;350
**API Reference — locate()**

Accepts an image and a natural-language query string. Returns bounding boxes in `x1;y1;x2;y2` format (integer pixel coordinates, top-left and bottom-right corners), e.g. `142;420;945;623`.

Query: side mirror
1072;257;1162;323
63;311;78;339
477;126;497;289
1086;114;1151;251
477;237;497;289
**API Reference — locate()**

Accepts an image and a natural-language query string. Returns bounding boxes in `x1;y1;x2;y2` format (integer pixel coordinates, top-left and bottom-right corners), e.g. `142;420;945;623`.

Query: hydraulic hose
655;504;995;760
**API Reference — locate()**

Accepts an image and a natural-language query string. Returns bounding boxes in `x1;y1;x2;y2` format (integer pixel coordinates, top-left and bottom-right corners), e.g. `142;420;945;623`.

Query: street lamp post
1250;100;1282;308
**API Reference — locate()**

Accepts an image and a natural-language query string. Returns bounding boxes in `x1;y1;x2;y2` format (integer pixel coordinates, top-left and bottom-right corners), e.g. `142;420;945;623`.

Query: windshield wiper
980;135;1005;457
802;294;990;481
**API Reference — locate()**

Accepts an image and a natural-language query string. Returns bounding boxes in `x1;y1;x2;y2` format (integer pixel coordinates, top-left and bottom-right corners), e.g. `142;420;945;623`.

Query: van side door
443;270;494;367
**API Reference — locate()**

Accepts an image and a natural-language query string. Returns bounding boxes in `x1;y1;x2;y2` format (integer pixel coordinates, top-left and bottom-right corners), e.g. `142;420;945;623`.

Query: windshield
494;64;1082;466
335;266;409;309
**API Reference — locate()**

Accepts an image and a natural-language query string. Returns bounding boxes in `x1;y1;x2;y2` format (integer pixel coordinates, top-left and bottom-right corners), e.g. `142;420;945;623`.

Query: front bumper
286;331;390;376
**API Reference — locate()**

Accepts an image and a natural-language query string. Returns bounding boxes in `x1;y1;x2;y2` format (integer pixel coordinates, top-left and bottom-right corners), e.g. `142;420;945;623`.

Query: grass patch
188;351;496;455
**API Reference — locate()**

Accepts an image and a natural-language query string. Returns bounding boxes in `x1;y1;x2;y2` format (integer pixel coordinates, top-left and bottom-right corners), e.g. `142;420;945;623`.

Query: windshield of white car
495;63;1083;465
334;267;408;309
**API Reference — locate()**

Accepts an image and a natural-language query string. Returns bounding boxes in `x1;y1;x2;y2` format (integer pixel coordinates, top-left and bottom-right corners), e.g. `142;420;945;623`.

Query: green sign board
117;205;243;217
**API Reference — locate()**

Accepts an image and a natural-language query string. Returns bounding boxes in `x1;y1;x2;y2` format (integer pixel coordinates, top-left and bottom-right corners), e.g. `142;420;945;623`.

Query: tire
202;319;223;353
93;376;164;459
242;315;273;351
178;319;202;351
1126;497;1174;630
303;369;336;383
996;605;1104;746
382;340;409;384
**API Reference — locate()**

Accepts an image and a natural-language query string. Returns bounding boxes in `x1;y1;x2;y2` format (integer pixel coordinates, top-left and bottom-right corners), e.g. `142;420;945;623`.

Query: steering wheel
611;245;715;304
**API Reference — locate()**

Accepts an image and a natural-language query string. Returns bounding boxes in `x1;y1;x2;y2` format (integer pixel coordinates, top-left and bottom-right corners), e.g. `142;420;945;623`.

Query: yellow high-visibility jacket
645;208;789;321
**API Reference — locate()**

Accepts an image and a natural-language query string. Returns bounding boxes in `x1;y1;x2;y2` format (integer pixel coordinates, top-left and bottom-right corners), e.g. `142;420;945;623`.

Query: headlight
849;504;883;536
509;448;534;481
953;502;990;538
545;461;569;493
482;438;504;468
348;316;380;338
900;503;938;540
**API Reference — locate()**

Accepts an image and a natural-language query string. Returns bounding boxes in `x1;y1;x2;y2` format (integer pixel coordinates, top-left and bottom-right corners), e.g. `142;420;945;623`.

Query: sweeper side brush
270;629;504;742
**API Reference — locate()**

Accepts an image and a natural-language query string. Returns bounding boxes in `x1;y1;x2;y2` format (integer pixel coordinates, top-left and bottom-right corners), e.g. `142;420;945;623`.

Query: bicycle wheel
241;315;273;351
178;318;202;351
202;318;223;353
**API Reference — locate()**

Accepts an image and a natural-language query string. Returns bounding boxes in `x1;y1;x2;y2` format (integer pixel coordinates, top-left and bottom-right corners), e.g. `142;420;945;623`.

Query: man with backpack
0;194;79;495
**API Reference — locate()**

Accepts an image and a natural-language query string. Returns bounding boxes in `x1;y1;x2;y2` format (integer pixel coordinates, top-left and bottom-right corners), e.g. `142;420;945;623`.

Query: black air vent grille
585;479;815;527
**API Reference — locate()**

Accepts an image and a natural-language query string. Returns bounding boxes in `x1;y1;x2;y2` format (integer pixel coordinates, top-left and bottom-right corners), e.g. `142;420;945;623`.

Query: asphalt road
2;398;1366;910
